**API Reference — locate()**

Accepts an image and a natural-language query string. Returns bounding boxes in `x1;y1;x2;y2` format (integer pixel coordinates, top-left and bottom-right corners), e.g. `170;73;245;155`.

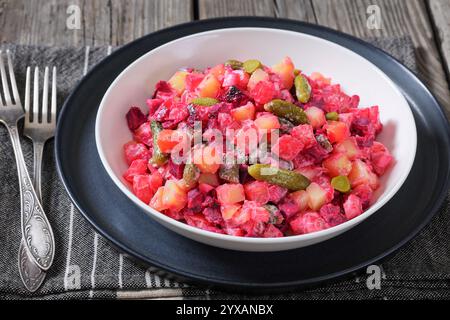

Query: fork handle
7;125;55;270
32;142;44;202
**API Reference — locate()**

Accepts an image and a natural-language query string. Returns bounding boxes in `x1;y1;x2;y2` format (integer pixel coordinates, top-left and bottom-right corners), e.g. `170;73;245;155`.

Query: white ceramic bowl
96;28;416;252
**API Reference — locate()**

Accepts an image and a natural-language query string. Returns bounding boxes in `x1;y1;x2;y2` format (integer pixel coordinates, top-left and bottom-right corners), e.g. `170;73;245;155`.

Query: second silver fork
18;66;57;292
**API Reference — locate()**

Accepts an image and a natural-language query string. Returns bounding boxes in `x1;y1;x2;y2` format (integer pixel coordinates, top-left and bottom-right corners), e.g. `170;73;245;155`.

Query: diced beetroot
313;175;335;203
244;181;270;205
290;211;328;235
126;107;147;131
291;124;316;149
268;184;288;204
319;204;346;227
146;98;163;116
124;141;149;165
154;81;177;100
132;175;157;204
167;102;189;124
263;224;283;238
203;207;224;225
343;194;363;219
185;73;205;92
370;142;393;175
168;160;185;179
133;122;152;146
199;183;215;194
351;184;373;209
185;214;223;233
123;159;148;183
242;201;270;224
216;184;245;205
250;80;276;105
338;112;354;128
279;198;300;219
322;153;352;177
272;134;303;161
187;189;204;212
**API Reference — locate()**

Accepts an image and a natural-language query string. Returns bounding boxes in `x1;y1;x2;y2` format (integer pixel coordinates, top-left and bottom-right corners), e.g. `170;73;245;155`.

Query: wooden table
1;0;449;117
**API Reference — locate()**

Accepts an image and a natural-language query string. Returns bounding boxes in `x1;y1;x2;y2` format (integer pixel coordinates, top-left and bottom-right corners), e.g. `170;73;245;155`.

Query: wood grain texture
428;0;450;79
199;0;450;115
0;0;193;46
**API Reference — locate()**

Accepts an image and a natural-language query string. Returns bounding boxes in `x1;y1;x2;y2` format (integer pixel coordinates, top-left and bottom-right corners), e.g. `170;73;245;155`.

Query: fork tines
25;66;57;125
0;50;21;108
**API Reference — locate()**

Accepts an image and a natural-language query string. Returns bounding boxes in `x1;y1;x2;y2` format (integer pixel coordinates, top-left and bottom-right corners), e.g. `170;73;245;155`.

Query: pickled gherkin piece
243;59;262;74
183;163;200;188
331;175;351;193
264;204;284;225
316;134;333;152
191;97;218;106
225;59;243;70
150;121;168;166
264;99;309;125
219;164;240;183
326;111;339;121
294;74;312;103
247;164;310;191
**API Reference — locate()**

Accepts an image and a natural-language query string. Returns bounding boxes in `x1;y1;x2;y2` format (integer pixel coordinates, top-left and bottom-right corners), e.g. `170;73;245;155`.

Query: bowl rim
95;27;417;246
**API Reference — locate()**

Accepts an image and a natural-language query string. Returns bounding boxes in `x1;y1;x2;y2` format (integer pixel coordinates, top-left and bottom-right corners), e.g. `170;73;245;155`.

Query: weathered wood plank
428;0;450;79
309;0;450;116
198;0;316;21
198;0;276;17
0;0;193;46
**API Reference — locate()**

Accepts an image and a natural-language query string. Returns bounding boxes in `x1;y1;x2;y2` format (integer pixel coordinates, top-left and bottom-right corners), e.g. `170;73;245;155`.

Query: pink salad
122;57;394;238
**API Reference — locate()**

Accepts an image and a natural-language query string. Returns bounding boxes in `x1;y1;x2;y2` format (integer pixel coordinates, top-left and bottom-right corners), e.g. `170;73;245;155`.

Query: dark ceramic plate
55;17;450;291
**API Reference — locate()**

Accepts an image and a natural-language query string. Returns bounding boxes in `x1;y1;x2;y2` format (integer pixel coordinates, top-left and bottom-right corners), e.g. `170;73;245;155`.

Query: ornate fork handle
7;124;55;271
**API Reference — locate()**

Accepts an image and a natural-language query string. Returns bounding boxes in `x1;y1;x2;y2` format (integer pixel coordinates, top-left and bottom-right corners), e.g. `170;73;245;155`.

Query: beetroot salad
122;57;394;238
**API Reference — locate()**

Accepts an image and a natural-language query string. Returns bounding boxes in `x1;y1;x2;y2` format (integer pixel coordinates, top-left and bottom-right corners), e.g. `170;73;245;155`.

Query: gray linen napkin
0;37;449;300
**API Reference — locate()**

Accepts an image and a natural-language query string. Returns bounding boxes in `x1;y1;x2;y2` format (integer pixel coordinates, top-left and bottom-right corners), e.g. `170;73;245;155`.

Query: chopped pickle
190;97;219;106
247;164;310;191
264;204;284;225
326;111;339;121
224;59;243;70
219;164;240;183
264;99;309;125
331;175;351;193
294;74;312;103
316;134;333;152
243;59;262;74
150;121;168;166
183;163;200;188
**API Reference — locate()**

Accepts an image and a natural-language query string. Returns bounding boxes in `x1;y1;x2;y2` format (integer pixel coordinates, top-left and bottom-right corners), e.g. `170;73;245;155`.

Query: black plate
55;17;450;291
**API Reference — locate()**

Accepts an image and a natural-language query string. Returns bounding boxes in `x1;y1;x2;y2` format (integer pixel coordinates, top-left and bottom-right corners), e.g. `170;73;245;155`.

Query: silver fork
18;66;58;291
0;50;55;272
